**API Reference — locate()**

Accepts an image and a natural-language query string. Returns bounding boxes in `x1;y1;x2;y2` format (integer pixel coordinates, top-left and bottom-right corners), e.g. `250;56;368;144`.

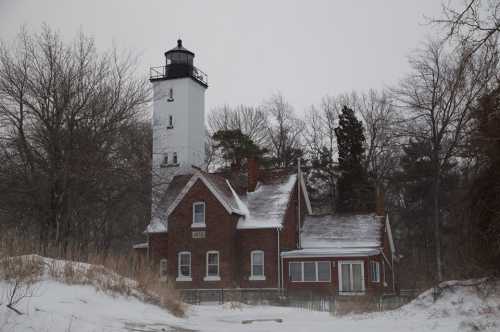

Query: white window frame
176;251;192;281
159;258;168;282
338;260;365;295
288;261;331;283
370;260;380;283
204;251;220;281
192;202;206;228
250;250;266;281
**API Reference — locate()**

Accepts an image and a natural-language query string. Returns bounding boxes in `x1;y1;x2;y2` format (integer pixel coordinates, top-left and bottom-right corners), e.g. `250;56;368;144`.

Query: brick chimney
375;187;385;216
247;157;259;192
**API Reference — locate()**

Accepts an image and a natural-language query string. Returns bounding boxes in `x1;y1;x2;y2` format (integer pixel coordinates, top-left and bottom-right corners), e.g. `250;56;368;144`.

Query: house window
177;252;191;281
159;258;168;280
370;261;380;283
173;152;178;164
168;115;173;128
303;262;316;281
289;262;302;282
192;202;205;227
338;261;365;294
250;250;265;280
288;261;331;282
204;251;220;281
317;261;331;281
168;88;174;101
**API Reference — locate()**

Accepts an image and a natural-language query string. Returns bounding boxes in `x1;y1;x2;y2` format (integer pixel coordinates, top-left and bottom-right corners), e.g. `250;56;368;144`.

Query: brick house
142;39;397;296
142;161;397;296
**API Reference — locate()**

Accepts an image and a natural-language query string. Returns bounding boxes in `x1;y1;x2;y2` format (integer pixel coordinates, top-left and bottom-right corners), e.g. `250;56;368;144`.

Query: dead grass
0;236;185;317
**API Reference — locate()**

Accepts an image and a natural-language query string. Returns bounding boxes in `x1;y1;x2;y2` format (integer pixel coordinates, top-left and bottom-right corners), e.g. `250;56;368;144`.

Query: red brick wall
237;229;279;288
283;255;385;295
167;179;239;289
149;233;168;261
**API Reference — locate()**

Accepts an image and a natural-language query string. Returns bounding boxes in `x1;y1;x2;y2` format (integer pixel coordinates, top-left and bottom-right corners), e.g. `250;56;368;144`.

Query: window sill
176;276;192;282
191;223;206;229
203;276;221;282
249;275;266;281
338;291;366;296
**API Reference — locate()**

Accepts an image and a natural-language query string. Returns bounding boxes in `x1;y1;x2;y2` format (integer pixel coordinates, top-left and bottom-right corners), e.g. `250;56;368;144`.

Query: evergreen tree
334;106;373;212
212;129;267;169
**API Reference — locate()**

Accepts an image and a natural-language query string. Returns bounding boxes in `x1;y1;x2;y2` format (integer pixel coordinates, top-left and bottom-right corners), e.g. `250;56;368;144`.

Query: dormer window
167;88;174;102
192;202;206;228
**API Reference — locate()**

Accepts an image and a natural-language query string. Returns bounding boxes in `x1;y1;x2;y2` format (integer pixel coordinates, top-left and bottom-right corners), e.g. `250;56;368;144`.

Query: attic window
192;202;206;227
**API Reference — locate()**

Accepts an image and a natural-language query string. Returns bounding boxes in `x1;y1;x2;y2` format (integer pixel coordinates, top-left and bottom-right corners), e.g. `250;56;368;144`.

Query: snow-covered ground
1;257;499;332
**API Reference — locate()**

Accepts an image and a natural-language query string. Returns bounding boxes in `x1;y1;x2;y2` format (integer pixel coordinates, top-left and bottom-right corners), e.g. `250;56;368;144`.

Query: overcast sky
0;0;455;115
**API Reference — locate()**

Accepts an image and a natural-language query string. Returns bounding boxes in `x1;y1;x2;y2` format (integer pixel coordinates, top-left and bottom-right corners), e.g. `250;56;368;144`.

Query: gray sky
0;0;452;115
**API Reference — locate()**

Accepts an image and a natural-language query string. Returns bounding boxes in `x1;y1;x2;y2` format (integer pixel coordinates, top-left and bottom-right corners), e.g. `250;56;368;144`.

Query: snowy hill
1;256;499;332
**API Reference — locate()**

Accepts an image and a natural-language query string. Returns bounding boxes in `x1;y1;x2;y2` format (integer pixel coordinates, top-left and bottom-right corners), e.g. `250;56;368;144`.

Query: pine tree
212;129;266;169
334;106;373;212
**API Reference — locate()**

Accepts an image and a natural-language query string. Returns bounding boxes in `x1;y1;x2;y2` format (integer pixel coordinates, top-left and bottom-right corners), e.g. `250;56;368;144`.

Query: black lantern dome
165;39;194;66
150;39;207;87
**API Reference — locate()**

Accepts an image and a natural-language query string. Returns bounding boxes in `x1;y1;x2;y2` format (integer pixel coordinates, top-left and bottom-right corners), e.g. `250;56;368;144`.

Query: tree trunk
433;172;443;282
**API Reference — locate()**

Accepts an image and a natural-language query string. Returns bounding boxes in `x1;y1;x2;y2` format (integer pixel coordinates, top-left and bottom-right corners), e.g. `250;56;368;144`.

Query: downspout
297;159;301;249
277;228;281;290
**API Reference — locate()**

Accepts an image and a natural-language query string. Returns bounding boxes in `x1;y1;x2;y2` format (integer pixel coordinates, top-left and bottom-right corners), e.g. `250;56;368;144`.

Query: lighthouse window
173;152;178;165
168;88;174;102
168;115;173;128
163;154;168;165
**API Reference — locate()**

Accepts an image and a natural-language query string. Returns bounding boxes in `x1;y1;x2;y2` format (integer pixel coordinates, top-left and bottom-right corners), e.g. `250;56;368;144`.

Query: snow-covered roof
147;168;310;232
146;174;193;233
236;174;297;229
281;248;380;258
301;213;383;249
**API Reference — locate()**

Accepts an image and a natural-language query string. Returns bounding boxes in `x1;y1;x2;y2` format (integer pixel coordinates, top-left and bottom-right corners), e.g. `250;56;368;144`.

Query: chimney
247;157;259;192
375;187;385;216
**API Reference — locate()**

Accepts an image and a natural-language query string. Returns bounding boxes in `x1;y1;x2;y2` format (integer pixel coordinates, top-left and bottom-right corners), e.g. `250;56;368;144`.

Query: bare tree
0;26;150;255
207;105;269;146
264;93;304;168
392;40;497;281
434;0;500;55
356;90;401;196
303;96;343;208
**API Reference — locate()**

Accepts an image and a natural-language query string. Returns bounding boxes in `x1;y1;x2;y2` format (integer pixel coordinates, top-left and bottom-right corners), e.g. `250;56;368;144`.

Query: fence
181;288;417;315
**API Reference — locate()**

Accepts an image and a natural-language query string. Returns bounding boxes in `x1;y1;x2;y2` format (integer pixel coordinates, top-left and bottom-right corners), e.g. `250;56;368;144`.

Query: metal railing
150;64;208;86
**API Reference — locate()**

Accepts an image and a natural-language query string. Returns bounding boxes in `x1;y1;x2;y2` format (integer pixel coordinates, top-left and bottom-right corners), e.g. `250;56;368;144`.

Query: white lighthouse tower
150;39;208;218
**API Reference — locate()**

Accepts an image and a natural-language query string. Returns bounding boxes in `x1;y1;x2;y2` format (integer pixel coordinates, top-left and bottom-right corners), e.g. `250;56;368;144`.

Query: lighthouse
150;39;208;214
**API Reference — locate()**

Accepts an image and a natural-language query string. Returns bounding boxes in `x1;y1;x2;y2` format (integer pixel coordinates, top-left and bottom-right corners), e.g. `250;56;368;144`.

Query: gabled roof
301;213;383;249
166;171;245;218
147;174;193;233
146;167;313;233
